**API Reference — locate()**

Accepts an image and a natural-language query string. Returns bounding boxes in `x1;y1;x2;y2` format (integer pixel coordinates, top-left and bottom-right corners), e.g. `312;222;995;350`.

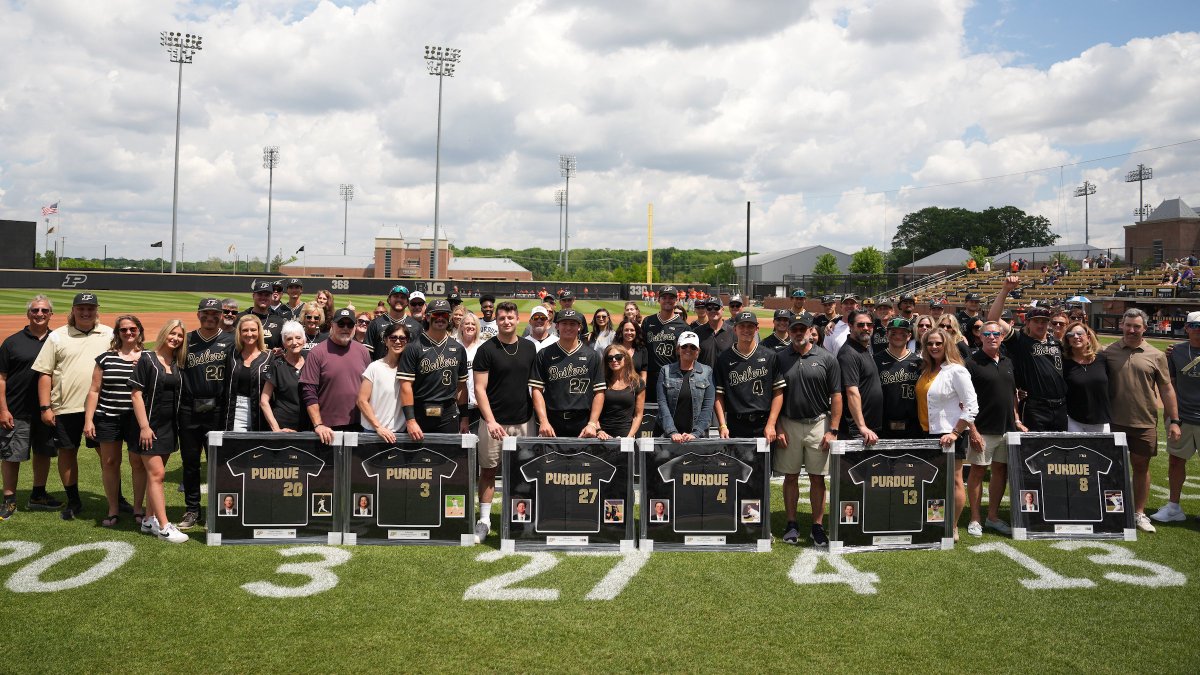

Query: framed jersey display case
206;432;342;545
343;432;477;546
829;439;953;552
1008;432;1135;540
638;437;771;552
501;437;635;551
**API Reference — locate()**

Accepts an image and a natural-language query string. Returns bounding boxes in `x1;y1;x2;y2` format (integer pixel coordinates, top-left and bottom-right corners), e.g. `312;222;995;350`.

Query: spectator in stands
967;258;977;274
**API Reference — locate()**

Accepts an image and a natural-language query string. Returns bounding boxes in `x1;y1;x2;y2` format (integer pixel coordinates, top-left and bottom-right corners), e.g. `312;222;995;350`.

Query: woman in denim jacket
656;331;714;442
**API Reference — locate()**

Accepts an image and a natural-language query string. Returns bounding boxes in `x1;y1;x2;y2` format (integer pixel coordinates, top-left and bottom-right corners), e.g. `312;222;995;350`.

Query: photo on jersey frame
353;493;374;517
1020;490;1040;512
311;493;333;516
603;499;625;524
217;493;238;517
1008;432;1135;540
828;439;954;552
740;500;761;524
649;499;669;522
445;495;466;518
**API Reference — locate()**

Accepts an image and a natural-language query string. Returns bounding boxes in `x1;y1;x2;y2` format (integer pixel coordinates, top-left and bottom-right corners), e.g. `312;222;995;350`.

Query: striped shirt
95;351;139;416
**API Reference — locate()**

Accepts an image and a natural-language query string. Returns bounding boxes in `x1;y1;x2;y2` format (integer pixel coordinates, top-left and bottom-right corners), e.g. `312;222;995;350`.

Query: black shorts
94;412;139;447
52;412;97;451
930;432;968;460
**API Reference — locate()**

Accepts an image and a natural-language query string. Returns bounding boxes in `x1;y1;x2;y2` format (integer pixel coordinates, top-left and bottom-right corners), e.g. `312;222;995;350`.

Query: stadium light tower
339;183;354;255
559;155;577;274
263;146;279;272
555;189;566;268
1073;180;1096;245
1125;163;1154;222
1134;203;1153;219
424;45;461;279
160;30;203;274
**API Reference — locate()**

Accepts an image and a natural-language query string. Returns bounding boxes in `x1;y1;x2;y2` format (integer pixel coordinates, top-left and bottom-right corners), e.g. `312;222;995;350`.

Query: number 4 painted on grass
787;549;880;595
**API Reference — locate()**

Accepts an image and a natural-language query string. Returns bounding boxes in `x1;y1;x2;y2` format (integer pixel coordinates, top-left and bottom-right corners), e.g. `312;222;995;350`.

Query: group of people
1;275;1193;548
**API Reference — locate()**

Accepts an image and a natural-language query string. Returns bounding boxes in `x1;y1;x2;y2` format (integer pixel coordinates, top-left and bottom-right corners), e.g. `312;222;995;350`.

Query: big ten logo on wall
61;273;88;288
329;279;350;291
417;281;446;295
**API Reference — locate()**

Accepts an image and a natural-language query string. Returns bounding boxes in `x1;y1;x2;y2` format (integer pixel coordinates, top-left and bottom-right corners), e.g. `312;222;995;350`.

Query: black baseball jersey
642;313;688;395
874;349;922;435
182;329;235;402
871;318;890;350
1006;330;1066;400
278;302;306;321
361;448;458;527
239;310;285;350
226;447;326;526
366;314;423;360
848;454;939;533
529;341;605;412
760;333;791;352
715;344;785;414
398;332;468;404
520;451;616;533
657;452;753;533
1024;445;1112;522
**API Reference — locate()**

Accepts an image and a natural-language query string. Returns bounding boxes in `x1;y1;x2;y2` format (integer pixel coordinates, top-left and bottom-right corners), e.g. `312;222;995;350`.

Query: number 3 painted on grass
0;540;135;593
242;546;351;598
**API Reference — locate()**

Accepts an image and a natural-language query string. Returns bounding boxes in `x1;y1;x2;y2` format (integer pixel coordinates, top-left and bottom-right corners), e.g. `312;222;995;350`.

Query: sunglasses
304;315;322;320
119;327;140;334
854;321;873;328
1188;323;1200;329
409;301;426;306
938;324;953;329
605;354;625;361
28;308;51;314
1051;321;1068;327
1066;331;1087;338
981;331;1002;337
386;335;408;343
356;319;370;326
678;345;699;351
336;321;355;329
223;310;239;315
531;316;547;321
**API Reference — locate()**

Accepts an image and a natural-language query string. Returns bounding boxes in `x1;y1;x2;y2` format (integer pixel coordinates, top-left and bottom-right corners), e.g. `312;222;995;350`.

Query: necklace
500;338;519;356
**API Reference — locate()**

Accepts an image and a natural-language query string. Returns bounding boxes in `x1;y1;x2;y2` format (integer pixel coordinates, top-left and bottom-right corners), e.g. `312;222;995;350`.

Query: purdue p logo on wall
62;273;88;288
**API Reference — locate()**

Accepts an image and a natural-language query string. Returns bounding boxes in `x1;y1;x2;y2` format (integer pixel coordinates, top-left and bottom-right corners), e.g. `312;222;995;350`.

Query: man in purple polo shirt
301;308;371;444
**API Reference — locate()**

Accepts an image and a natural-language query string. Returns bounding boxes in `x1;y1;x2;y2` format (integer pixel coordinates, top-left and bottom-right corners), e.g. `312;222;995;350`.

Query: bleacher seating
911;268;1146;309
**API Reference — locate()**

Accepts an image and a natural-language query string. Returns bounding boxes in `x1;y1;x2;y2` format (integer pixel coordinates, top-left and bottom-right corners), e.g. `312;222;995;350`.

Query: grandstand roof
991;243;1108;261
448;256;529;273
1145;198;1199;222
731;245;843;267
907;248;971;267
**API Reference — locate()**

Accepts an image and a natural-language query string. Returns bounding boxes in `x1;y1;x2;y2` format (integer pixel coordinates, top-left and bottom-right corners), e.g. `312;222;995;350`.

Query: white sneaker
1151;502;1186;523
158;522;189;544
967;521;983;537
984;518;1012;536
474;521;490;544
1134;512;1157;533
141;515;161;536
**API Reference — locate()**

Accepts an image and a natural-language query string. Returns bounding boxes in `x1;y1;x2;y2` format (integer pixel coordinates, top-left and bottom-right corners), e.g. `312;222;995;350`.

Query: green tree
849;246;885;275
968;245;990;269
891;205;1058;262
812;253;841;294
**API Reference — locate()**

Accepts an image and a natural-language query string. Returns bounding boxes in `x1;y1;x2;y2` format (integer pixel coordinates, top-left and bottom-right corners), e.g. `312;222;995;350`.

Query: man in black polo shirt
988;276;1067;431
240;280;285;349
714;311;784;441
838;309;882;444
0;295;59;519
531;309;605;437
760;309;793;352
472;300;536;542
399;300;469;436
874;318;922;439
966;320;1024;537
366;285;423;360
695;297;734;368
775;313;842;546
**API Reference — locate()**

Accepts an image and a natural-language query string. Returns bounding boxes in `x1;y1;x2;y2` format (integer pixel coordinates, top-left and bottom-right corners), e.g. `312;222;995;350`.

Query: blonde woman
1062;321;1110;433
935;313;972;360
458;311;483;429
299;300;328;352
130;320;189;543
917;327;979;540
597;344;645;438
224;314;270;431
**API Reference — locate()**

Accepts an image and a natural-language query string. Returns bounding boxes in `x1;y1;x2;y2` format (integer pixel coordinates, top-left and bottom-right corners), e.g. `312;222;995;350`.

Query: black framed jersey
226;447;326;526
848;453;939;533
520;451;617;533
361;448;458;527
657;452;752;533
398;333;468;403
1024;445;1112;522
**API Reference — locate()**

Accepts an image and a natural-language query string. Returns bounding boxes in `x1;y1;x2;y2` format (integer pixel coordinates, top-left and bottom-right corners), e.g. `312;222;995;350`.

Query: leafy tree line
887;205;1058;272
452;245;741;284
35;251;296;274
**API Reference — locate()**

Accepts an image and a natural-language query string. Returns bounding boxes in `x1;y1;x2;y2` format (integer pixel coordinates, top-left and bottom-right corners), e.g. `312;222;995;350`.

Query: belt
1027;397;1066;407
790;413;827;424
549;410;589;419
731;412;768;421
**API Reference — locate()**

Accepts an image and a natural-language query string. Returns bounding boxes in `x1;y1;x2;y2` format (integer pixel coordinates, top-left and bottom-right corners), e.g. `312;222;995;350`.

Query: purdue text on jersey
520;452;617;533
227;447;326;527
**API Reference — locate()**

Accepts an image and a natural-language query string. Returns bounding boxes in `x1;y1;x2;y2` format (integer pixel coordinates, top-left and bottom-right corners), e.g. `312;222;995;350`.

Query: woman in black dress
596;345;645;439
260;321;310;432
1062;321;1111;432
129;320;189;543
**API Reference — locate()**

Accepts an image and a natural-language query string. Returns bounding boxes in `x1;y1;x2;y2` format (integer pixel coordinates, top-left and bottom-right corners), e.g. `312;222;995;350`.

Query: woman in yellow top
916;328;979;541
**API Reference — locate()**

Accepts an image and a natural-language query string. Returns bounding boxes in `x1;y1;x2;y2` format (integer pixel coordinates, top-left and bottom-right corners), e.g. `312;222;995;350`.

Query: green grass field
2;289;1198;672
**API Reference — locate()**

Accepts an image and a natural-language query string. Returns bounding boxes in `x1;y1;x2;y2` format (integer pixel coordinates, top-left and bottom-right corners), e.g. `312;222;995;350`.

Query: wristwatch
1169;418;1182;426
38;405;51;411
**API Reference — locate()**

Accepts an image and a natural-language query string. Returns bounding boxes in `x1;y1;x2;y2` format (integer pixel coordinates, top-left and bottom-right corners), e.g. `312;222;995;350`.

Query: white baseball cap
530;306;550;318
410;291;426;302
678;331;700;348
1187;311;1200;324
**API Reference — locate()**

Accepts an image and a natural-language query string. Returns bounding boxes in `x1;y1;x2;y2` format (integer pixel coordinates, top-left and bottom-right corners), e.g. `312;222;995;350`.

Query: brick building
1124;198;1200;267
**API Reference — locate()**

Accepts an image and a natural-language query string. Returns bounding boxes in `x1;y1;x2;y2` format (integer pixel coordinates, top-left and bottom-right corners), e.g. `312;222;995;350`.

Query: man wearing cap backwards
176;298;236;529
558;290;588;341
642;287;689;422
812;295;839;345
775;313;841;546
837;308;883;444
822;295;860;354
32;292;114;519
761;309;794;352
367;285;423;360
1155;310;1200;525
303;308;373;445
1105;308;1178;534
690;299;709;329
958;293;984;331
530;309;605;437
713;310;784;441
398;300;470;440
695;297;734;368
240;280;285;349
278;279;306;321
989;276;1067;432
524;306;557;351
874;318;922;439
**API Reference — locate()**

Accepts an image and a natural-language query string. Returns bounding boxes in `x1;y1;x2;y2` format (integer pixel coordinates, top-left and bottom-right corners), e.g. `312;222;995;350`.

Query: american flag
41;202;58;216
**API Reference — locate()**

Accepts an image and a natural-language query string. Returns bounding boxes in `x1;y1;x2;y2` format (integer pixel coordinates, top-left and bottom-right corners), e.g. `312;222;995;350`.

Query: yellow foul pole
647;203;653;284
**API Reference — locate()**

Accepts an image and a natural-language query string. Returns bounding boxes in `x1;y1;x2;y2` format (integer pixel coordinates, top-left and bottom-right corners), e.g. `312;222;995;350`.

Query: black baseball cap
555;309;583;324
1026;306;1051;320
286;278;303;288
251;280;272;293
728;294;743;305
388;284;410;297
72;292;99;307
773;309;795;321
659;286;678;297
899;294;915;302
886;318;912;331
271;279;285;291
929;301;943;309
734;311;757;325
543;294;557;304
197;297;221;312
704;297;723;309
428;299;452;315
874;297;893;307
447;292;462;306
332;308;356;324
558;289;574;300
841;294;858;303
790;313;815;329
965;293;981;302
821;295;836;304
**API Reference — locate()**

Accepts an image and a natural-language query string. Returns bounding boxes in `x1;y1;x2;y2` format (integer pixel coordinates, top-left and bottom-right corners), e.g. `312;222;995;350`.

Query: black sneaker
118;497;135;514
782;523;800;544
27;494;63;511
60;507;76;521
0;500;15;521
810;523;829;547
178;511;200;530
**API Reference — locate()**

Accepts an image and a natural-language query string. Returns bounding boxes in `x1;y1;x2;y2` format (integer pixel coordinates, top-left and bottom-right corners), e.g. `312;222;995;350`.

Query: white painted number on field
464;550;649;601
0;540;43;566
788;549;879;595
970;542;1095;589
1052;541;1186;588
5;542;135;593
241;546;351;598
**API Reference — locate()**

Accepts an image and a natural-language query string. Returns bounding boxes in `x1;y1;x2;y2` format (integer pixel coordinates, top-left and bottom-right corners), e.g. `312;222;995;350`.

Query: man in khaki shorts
965;320;1025;537
774;314;842;546
1155;312;1200;523
471;302;535;543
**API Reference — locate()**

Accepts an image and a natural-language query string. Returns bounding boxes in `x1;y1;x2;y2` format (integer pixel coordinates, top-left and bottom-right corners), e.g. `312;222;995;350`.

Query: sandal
133;512;146;525
101;514;119;528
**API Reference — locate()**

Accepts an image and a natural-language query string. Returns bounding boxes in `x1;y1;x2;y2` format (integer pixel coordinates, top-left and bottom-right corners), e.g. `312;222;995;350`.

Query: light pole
1134;204;1153;219
263;146;279;272
160;30;203;274
555;189;566;268
339;183;354;255
1125;163;1154;222
1074;181;1096;245
424;45;461;279
559;155;576;274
